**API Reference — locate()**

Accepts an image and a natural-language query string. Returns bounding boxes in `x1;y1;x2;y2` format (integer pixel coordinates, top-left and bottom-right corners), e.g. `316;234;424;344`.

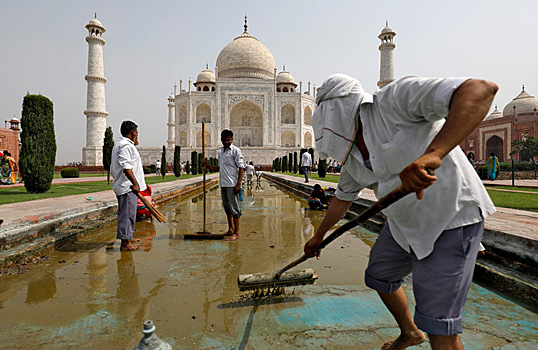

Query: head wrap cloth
312;73;369;164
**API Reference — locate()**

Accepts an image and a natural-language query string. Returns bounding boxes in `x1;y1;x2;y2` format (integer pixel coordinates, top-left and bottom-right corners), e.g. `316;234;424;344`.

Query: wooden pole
202;122;207;233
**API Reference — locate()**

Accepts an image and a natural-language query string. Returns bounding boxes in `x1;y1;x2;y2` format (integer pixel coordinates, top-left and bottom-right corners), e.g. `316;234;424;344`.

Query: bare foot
225;233;239;241
224;230;233;236
120;243;140;251
381;330;426;350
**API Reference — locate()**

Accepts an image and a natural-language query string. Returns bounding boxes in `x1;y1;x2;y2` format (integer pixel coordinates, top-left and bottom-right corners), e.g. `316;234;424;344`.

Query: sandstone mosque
81;15;537;166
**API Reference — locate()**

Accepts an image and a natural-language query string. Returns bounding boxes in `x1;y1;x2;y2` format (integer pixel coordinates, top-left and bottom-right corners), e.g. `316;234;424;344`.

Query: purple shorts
365;220;484;335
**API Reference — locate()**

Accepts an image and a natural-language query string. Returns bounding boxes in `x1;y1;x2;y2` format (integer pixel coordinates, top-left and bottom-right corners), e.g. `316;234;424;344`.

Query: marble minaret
167;84;176;149
377;21;396;89
82;15;108;166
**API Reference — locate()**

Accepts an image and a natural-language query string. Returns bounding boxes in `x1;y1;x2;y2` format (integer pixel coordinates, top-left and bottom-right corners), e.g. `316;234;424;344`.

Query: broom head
237;268;318;291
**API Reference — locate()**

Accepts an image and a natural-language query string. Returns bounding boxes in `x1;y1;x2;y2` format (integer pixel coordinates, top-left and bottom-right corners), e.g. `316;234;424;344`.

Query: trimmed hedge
143;167;152;174
60;167;79;178
19;94;57;193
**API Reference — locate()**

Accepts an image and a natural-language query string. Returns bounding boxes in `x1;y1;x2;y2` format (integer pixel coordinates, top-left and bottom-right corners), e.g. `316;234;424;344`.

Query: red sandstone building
460;86;538;162
0;118;21;163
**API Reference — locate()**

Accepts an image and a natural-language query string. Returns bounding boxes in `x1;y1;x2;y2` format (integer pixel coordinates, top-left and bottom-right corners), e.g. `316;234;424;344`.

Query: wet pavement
0;179;536;349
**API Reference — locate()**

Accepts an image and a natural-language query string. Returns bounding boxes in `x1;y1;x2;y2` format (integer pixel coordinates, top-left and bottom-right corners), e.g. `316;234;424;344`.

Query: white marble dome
484;106;503;121
502;87;538;117
196;69;216;83
89;18;103;27
216;31;275;80
277;70;295;84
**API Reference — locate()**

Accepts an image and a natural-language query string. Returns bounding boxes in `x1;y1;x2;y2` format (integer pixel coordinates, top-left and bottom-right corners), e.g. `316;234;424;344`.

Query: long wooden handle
274;185;410;279
202;122;206;232
136;192;166;223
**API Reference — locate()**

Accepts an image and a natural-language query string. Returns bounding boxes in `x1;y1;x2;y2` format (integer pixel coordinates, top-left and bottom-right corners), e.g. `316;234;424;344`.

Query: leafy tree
19;94;56;193
511;134;538;163
102;126;114;185
173;145;181;177
160;146;167;178
318;159;327;178
191;151;198;175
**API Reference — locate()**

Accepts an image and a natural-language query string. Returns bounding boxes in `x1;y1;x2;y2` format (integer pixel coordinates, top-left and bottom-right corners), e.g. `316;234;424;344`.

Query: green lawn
2;172;537;212
0;174;202;205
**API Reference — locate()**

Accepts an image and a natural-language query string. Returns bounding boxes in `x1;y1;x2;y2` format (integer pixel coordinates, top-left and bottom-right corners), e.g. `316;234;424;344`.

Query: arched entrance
486;136;504;161
304;131;312;148
230;100;263;147
281;130;295;147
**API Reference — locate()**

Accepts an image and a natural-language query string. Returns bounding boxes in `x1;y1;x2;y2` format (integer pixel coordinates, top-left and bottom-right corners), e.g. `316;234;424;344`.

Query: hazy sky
2;0;537;164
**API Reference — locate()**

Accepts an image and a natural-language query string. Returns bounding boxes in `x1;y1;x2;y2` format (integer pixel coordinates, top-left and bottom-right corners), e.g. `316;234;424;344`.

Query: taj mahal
81;16;398;166
161;17;318;165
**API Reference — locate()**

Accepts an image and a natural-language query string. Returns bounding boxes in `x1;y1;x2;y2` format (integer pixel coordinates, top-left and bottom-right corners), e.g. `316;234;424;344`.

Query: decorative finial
206;63;209;69
283;64;286;71
522;84;525;91
95;12;97;19
244;15;248;32
386;20;389;26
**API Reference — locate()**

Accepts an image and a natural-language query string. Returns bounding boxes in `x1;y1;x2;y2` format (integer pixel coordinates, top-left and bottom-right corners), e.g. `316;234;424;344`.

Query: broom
136;192;166;223
237;184;416;291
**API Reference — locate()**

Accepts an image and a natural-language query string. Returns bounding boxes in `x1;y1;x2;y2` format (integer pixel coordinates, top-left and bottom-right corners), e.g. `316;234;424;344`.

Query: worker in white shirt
304;74;497;350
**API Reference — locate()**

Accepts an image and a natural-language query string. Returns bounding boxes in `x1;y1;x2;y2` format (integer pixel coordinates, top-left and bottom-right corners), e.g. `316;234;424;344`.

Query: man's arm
399;79;498;199
304;197;353;258
234;167;244;194
123;168;140;194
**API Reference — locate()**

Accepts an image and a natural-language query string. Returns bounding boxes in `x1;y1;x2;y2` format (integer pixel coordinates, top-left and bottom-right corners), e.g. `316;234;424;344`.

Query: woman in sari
486;152;500;180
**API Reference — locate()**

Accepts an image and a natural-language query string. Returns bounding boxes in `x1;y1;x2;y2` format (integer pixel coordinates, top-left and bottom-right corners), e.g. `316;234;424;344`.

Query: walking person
301;150;312;183
205;129;245;241
486;152;500;180
304;74;497;350
155;159;161;175
245;161;255;187
111;120;147;251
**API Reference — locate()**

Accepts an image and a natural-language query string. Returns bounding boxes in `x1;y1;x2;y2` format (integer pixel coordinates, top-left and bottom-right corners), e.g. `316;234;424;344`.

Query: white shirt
301;152;312;167
218;144;245;187
111;136;147;196
335;76;496;260
246;164;255;175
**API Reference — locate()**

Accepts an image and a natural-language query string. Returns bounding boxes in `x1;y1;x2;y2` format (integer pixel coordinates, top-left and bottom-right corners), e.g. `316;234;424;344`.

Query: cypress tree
299;148;307;174
191;151;198;175
293;152;298;173
318;159;327;178
102;126;114;185
19;94;56;193
198;153;203;174
160;146;167;178
173;145;181;177
282;155;288;172
288;153;293;173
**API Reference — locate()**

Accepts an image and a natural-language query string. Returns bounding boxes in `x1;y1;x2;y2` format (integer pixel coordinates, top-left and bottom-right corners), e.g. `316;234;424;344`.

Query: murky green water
0;179;536;349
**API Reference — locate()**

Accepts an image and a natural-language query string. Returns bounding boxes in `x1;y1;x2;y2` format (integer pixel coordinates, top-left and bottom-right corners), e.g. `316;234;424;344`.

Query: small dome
89;18;103;27
277;70;295;84
196;69;216;84
484;106;503;121
502;87;538;117
168;94;174;100
216;31;276;80
10;117;19;123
